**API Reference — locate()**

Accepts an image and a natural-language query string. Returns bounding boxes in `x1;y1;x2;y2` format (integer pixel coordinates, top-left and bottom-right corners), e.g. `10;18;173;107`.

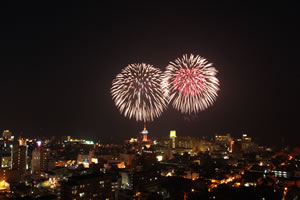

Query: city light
0;180;9;191
0;128;293;199
84;140;94;145
156;155;163;161
170;130;177;138
36;141;42;147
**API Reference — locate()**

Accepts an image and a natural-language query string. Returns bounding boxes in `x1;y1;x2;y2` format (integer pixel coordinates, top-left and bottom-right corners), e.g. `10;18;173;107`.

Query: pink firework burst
163;54;220;114
173;68;206;96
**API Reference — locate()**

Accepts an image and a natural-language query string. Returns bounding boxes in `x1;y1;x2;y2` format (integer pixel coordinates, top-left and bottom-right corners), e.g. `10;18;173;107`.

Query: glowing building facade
11;138;28;173
170;130;176;149
31;147;51;173
138;124;151;153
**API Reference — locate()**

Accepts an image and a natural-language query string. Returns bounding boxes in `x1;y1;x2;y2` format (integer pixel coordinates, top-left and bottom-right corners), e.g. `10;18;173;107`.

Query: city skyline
0;3;297;146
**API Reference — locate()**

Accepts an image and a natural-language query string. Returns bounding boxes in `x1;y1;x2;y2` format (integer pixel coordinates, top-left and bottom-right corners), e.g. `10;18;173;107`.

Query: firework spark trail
162;54;220;114
111;63;168;122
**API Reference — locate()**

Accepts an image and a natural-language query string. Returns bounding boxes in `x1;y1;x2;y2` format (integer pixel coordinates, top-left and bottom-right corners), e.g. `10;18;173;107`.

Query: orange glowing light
0;180;9;191
136;192;141;196
117;161;126;169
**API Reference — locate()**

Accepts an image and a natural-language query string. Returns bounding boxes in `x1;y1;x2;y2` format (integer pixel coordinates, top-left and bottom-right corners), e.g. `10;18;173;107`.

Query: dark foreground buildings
60;173;112;200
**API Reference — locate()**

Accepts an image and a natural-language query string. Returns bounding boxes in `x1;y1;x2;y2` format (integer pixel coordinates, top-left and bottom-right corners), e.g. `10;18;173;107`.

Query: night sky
0;2;298;146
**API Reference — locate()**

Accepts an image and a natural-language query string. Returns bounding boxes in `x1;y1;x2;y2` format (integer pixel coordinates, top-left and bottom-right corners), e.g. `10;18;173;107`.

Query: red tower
141;123;149;142
138;123;151;154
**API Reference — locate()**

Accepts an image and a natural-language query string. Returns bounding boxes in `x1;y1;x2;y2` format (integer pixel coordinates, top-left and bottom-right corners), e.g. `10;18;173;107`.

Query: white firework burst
111;63;168;122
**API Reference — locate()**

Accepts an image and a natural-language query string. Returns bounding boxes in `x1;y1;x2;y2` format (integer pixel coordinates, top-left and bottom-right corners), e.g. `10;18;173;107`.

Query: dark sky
0;2;298;146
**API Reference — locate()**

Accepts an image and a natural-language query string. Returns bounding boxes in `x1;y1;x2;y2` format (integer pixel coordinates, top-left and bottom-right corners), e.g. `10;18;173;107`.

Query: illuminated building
140;124;149;142
11;138;27;173
91;158;98;164
235;134;259;153
138;124;151;153
160;132;206;151
170;130;176;149
0;153;10;168
156;132;213;159
215;133;233;152
60;173;112;200
272;166;295;178
31;147;51;173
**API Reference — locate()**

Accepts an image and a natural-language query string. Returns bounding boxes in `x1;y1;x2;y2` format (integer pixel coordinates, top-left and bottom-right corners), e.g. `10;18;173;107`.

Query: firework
111;63;168;122
162;54;220;114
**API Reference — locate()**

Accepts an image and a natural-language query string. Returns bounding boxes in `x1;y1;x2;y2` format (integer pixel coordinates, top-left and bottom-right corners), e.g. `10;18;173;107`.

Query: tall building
232;134;258;153
11;138;27;173
140;124;149;142
241;134;258;153
170;130;176;149
138;124;151;153
31;147;51;173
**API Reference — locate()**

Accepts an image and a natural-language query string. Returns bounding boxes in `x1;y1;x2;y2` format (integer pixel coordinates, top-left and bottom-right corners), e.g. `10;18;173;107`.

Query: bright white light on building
84;140;94;145
79;192;85;197
37;141;42;147
166;172;172;177
156;155;163;162
129;138;137;143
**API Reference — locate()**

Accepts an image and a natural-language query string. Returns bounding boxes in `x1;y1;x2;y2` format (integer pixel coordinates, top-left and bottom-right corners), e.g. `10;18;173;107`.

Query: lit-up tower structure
170;130;176;149
141;124;149;142
138;123;151;153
